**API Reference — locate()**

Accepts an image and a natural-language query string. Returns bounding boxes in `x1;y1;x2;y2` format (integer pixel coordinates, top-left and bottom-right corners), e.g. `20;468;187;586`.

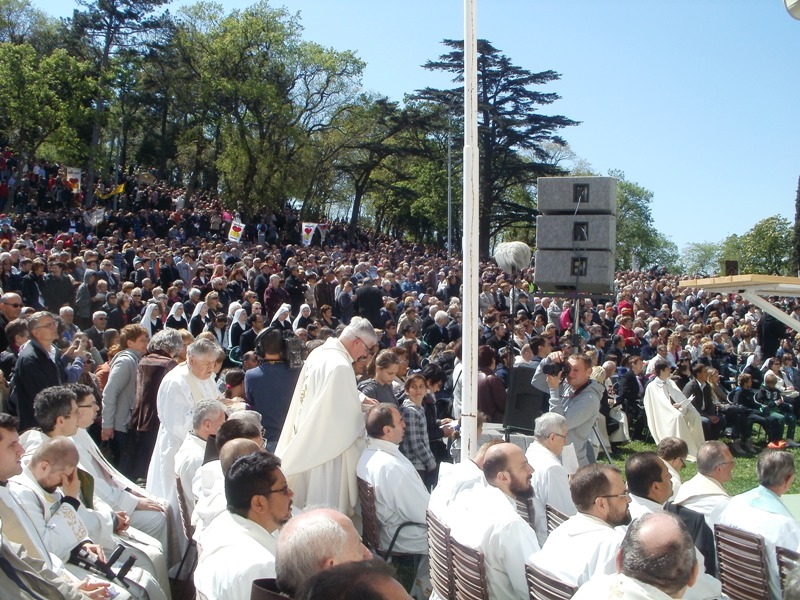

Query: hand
136;497;164;512
83;543;106;563
60;466;81;499
546;374;562;390
547;351;564;363
361;396;378;406
114;511;130;533
101;428;115;442
77;579;111;600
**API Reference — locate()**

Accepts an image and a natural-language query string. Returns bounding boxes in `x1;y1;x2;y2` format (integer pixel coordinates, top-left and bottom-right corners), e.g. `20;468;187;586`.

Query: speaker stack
534;176;617;295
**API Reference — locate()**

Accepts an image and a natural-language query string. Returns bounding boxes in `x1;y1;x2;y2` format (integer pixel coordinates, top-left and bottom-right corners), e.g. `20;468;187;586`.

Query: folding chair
525;562;577;600
777;545;800;596
450;536;489;600
714;523;770;600
516;497;536;531
174;475;198;585
426;510;454;600
545;504;568;534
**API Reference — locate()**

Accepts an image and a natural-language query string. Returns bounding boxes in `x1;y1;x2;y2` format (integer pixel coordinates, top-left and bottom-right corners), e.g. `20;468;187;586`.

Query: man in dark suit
353;277;384;329
682;363;724;440
617;355;647;440
8;311;70;431
423;311;451;349
0;293;23;353
82;311;108;351
239;313;265;355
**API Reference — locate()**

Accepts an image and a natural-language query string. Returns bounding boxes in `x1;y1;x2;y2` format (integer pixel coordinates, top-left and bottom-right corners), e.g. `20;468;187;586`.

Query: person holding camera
532;351;604;466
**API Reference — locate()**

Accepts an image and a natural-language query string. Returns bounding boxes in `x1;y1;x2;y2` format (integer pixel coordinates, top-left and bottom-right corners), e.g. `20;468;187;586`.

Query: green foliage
0;42;96;161
681;242;722;276
736;215;792;275
792;177;800;276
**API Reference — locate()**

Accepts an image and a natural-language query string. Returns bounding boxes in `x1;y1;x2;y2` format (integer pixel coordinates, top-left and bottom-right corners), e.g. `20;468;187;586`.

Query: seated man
448;442;541;599
573;512;699;599
356;403;429;555
529;464;627;588
657;437;689;501
275;507;372;597
427;439;499;520
718;449;800;599
174;399;227;514
16;385;169;594
193;418;264;541
525;412;576;517
68;383;171;563
194;451;293;600
8;437;167;600
295;558;412;600
673;440;733;529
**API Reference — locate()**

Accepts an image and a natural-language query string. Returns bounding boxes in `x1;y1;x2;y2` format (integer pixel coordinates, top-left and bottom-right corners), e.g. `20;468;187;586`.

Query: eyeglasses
77;402;98;408
4;303;22;308
598;491;631;500
35;321;57;329
265;484;290;496
551;433;568;440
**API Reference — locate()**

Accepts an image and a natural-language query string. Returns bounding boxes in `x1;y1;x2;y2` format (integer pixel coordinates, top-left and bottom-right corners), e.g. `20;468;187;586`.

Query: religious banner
228;219;244;243
301;222;318;247
83;208;105;228
66;167;81;193
317;222;329;244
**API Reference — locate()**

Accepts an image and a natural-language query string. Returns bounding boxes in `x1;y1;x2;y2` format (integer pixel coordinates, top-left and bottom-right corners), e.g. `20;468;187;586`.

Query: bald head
30;436;79;470
474;438;504;469
620;512;698;596
219;439;262;475
277;508;371;596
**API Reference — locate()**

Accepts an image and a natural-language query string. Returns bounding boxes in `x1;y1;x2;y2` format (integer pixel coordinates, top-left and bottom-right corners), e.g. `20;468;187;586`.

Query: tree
416;39;578;256
0;42;96;164
738;215;792;275
681;242;721;276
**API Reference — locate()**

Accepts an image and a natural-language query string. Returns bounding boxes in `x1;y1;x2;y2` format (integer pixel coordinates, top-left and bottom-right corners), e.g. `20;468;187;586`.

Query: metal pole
447;115;453;260
460;0;480;463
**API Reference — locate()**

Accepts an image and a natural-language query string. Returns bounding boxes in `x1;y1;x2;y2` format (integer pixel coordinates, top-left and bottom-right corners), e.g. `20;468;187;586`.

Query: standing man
533;352;604;466
276;318;378;517
354;278;384;329
8;311;71;431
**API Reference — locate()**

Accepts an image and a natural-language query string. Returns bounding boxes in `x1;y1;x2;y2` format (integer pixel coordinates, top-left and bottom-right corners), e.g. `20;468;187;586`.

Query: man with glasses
194;449;290;600
526;412;576;516
8;311;67;431
276;317;378;518
674;441;733;529
529;464;628;588
0;292;23;352
83;311;108;351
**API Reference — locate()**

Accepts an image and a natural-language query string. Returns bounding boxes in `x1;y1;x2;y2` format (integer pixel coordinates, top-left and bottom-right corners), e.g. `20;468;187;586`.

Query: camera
542;360;570;379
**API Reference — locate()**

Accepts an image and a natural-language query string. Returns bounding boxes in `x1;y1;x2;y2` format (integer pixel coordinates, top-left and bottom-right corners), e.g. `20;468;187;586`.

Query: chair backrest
450;536;489;600
525;562;577;600
175;475;195;541
426;510;454;600
357;477;381;552
714;523;770;600
545;504;568;534
251;579;289;600
516;497;535;531
777;545;800;596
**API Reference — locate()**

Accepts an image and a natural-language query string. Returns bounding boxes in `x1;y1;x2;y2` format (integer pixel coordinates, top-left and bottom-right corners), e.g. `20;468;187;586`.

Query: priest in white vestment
194;451;292;600
146;338;220;558
525;413;577;517
673;441;732;529
643;360;704;461
276;318;378;516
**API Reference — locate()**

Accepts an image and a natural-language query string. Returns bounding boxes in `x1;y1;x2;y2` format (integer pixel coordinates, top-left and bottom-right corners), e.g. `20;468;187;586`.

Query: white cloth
525;441;576;518
673;473;730;530
191;460;225;544
573;572;680;600
530;512;623;588
71;428;170;558
427;460;486;520
174;433;206;516
194;511;277;600
142;303;160;338
146;362;218;560
643;378;705;460
718;486;800;599
356;438;429;554
664;459;683;502
276;336;366;516
449;485;540;599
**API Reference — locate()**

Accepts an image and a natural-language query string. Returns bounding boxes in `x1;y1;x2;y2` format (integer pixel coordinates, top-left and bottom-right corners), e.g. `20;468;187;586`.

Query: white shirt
194;511;278;600
174;433;206;515
449;485;540;599
192;460;225;543
356;438;429;554
573;572;679;600
530;512;622;588
525;441;576;517
428;460;486;521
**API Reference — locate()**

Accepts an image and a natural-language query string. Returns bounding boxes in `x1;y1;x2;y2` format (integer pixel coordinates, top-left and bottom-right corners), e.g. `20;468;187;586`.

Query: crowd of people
0;157;798;598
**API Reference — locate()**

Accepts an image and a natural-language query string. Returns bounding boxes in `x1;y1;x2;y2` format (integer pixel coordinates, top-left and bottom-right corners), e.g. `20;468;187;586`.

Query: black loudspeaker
502;364;547;434
725;261;739;276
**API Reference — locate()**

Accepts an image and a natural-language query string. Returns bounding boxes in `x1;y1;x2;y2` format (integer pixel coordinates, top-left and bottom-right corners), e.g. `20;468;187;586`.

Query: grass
604;440;800;496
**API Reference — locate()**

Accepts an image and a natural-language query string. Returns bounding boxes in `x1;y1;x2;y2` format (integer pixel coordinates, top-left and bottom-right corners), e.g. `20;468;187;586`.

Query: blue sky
33;0;800;252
